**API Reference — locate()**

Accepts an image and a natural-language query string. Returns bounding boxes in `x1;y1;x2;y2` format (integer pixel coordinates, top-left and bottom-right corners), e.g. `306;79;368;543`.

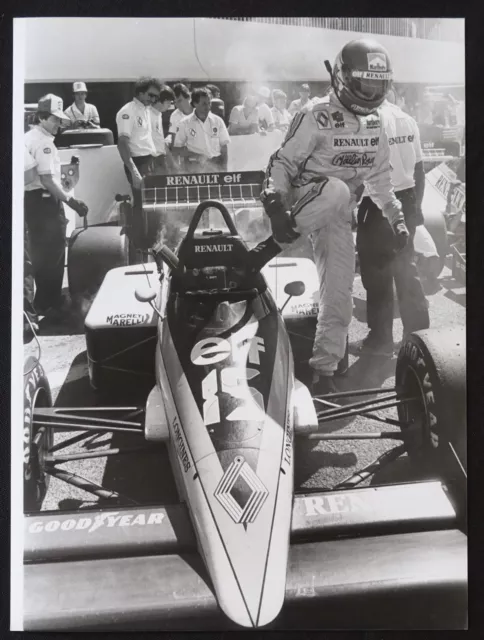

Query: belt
24;189;51;198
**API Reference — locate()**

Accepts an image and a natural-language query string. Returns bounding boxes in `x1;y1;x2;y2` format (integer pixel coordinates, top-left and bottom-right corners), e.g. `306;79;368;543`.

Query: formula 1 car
23;191;467;630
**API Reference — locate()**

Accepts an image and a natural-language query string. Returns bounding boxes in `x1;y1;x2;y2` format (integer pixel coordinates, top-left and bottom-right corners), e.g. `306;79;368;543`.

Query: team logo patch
365;115;381;129
314;109;331;129
43;147;51;154
137;117;143;126
189;128;196;137
214;455;269;524
367;53;387;71
122;114;129;120
331;111;345;128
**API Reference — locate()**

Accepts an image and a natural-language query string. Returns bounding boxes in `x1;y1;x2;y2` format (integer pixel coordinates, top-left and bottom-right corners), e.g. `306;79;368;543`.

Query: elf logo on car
190;330;266;426
28;511;165;534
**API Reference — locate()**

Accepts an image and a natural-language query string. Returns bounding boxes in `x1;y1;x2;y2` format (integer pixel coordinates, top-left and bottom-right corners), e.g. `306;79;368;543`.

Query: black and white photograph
12;16;466;631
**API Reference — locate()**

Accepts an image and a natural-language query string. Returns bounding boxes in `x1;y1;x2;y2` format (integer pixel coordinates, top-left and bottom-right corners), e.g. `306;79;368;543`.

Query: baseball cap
37;94;70;122
257;86;271;99
300;83;310;92
73;81;88;93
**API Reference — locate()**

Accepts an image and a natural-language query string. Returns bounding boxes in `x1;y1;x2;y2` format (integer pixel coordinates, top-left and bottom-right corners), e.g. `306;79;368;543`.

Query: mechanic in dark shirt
24;94;89;332
355;98;429;355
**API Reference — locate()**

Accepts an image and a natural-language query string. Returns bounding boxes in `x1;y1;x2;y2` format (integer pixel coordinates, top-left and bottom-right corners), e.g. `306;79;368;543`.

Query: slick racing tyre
396;328;466;498
68;225;129;298
24;357;53;512
55;128;114;148
421;208;449;278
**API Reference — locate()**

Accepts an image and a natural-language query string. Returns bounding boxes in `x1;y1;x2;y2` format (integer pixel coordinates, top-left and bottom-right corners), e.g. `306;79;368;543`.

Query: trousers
24;191;67;317
356;188;429;342
289;177;354;374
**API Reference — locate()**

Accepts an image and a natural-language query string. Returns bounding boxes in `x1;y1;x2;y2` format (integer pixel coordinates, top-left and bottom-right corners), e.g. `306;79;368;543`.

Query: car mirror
284;281;305;297
135;285;157;303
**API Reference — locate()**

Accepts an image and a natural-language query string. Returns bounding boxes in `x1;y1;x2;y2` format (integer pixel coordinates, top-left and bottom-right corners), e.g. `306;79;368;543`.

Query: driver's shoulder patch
313;108;331;130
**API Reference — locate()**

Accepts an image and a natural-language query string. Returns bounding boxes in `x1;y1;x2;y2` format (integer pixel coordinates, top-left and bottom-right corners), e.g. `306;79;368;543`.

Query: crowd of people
23;37;462;402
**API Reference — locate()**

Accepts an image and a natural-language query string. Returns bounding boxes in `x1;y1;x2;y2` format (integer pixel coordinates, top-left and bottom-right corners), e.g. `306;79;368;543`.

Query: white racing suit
264;92;403;374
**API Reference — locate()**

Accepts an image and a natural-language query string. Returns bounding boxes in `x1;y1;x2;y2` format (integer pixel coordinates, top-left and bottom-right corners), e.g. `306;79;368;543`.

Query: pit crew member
228;94;260;136
260;39;407;396
288;83;313;117
356;96;429;355
166;83;194;148
173;87;230;172
207;84;226;119
271;90;293;133
64;81;100;129
24;94;88;327
150;84;178;173
256;87;275;132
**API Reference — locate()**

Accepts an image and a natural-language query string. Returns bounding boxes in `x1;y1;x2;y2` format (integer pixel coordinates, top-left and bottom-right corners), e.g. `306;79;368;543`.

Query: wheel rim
25;387;53;506
398;364;433;455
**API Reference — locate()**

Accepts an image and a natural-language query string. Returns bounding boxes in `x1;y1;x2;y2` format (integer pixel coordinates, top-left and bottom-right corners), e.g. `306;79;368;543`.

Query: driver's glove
260;188;300;244
67;197;89;217
383;199;409;251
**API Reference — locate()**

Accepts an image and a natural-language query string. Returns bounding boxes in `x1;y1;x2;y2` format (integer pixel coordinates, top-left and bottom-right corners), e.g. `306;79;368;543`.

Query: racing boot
311;372;338;397
335;336;349;376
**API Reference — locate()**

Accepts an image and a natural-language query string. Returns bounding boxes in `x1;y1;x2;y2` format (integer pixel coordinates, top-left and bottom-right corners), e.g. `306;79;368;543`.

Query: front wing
24;481;467;630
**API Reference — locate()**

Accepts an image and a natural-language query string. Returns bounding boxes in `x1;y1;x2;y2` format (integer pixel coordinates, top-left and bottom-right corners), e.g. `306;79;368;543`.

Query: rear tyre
24;357;53;512
395;328;466;514
68;225;129;298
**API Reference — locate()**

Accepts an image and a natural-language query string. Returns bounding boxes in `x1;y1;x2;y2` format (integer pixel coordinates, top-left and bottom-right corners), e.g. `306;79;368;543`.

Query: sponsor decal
137;117;143;126
388;135;414;145
333;136;379;148
61;164;79;191
353;70;392;80
367;53;388;71
165;173;242;186
331;110;345;128
289;301;318;316
350;103;370;114
28;510;165;534
214;455;268;524
303;492;399;516
122;114;129;120
332;152;376;168
43;147;52;154
191;333;266;426
190;128;196;137
401;341;439;448
314;109;331;130
106;313;150;326
283;408;293;467
431;166;465;214
364;115;381;130
172;417;191;472
194;244;233;253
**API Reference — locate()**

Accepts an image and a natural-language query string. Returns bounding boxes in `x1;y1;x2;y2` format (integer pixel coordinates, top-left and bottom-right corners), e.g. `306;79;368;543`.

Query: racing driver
260;38;408;396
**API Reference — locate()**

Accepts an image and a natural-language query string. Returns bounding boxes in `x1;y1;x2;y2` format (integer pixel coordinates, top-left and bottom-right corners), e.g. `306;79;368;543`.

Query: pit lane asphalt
23;266;466;512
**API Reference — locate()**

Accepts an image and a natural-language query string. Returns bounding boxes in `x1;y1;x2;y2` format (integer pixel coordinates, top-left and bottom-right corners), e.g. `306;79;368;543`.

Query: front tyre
24;357;53;512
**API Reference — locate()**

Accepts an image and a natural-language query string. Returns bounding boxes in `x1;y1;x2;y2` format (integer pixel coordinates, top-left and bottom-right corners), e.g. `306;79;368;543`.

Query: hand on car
67;197;89;217
131;170;143;190
270;212;300;244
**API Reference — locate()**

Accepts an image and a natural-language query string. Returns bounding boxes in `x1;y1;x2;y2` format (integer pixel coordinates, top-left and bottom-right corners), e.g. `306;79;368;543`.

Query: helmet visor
350;76;391;102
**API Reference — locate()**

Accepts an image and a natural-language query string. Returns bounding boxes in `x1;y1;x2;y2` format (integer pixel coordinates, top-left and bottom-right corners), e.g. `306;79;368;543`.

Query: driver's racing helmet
332;39;393;116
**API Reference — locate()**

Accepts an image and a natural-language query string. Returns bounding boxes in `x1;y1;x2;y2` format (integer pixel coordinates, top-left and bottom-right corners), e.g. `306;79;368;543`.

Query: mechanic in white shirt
64;82;100;129
256;87;275;132
24;94;88;331
166;83;194;148
271;90;292;132
173;87;230;173
355;97;429;355
228;94;260;135
288;83;313;117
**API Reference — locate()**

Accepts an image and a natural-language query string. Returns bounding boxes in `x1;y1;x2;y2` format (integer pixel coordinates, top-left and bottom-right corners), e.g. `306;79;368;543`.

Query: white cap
257;86;271;99
73;81;88;93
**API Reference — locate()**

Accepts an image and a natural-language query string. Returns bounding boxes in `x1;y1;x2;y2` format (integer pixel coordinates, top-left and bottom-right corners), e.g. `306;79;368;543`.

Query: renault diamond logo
215;456;268;524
